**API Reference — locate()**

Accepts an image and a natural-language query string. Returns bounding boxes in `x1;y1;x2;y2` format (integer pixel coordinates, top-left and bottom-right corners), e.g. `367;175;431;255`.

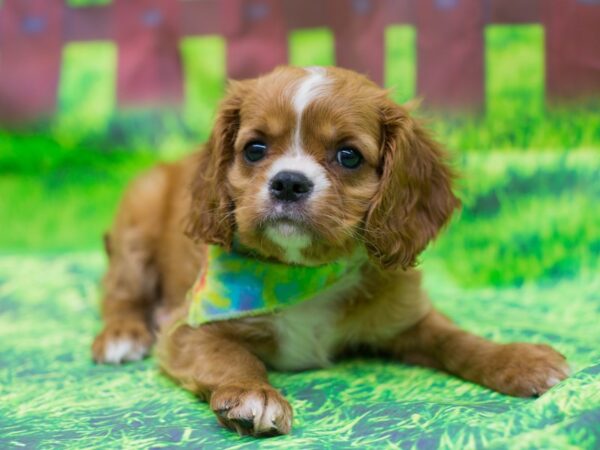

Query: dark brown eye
336;148;363;169
244;141;267;163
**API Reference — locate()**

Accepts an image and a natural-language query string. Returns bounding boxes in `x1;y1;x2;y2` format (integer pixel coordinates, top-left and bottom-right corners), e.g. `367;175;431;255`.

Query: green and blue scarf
187;244;358;326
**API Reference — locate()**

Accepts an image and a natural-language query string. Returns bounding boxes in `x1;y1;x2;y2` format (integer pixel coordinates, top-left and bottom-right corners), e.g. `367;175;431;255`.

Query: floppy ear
186;80;250;248
364;99;460;270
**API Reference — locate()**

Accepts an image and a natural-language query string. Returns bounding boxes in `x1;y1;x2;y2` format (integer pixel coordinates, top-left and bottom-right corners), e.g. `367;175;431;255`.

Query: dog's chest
268;294;339;371
264;276;360;372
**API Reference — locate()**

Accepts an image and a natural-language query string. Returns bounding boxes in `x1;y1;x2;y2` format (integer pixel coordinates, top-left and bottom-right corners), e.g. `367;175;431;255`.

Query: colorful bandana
187;244;359;326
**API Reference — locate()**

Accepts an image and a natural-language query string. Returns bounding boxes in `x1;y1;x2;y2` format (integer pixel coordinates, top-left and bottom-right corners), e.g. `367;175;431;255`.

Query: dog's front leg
388;309;569;397
157;322;292;436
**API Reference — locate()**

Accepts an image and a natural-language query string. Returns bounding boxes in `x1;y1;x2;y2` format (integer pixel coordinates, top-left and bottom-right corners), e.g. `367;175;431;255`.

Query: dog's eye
336;148;363;169
244;141;267;163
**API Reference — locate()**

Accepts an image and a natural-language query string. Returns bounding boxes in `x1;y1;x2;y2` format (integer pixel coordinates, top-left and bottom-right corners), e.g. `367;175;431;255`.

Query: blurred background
2;1;600;447
1;0;599;286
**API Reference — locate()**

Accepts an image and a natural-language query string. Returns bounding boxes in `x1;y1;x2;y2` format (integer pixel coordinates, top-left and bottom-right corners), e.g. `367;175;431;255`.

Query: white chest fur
266;272;361;371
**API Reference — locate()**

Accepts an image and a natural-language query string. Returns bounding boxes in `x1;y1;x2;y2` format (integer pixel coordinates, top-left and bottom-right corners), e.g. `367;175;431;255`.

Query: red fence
1;0;600;123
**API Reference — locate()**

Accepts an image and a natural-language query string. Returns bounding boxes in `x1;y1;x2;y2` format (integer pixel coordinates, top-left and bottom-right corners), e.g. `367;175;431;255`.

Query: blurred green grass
0;144;156;250
1;26;598;289
426;150;600;287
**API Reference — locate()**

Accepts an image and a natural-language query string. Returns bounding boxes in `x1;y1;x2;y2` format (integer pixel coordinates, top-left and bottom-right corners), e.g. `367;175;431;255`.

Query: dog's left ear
364;98;460;270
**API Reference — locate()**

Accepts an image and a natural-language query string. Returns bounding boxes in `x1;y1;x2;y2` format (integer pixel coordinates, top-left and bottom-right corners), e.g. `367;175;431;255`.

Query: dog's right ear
186;80;251;248
363;97;460;270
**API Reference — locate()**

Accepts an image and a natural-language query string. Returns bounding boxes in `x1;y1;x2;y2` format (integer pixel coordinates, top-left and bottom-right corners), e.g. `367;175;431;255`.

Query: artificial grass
1;252;599;449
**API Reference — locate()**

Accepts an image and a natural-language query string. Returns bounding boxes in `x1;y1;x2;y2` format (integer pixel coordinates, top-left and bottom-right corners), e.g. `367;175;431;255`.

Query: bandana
187;244;359;326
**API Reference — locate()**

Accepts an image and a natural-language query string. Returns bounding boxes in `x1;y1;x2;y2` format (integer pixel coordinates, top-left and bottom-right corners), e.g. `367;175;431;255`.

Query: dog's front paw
92;321;153;364
481;342;569;397
210;385;293;436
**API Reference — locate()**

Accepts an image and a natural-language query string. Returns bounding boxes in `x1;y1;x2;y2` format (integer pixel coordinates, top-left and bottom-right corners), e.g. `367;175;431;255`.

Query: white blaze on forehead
292;67;331;155
293;67;329;119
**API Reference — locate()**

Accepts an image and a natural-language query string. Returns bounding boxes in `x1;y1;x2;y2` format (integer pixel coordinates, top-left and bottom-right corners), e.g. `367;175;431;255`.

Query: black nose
269;171;314;202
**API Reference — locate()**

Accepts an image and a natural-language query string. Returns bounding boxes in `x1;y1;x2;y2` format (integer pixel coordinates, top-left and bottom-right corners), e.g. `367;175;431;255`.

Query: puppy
92;66;569;437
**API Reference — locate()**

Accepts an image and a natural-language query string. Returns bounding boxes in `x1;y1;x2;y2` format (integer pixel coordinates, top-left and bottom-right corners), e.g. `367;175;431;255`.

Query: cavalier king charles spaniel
93;66;569;436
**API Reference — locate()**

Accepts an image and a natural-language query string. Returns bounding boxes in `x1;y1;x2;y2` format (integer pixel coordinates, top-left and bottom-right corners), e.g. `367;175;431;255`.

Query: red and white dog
93;66;569;436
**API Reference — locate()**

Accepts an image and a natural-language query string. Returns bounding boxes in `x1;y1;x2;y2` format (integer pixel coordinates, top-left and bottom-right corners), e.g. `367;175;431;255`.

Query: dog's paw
92;321;153;364
481;342;569;397
210;385;293;436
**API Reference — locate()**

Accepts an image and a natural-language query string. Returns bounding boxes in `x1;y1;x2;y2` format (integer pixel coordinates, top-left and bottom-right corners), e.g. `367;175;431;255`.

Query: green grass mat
1;254;599;449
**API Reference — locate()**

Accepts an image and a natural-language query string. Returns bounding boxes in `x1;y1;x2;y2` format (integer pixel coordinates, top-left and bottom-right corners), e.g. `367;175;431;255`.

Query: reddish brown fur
93;66;569;437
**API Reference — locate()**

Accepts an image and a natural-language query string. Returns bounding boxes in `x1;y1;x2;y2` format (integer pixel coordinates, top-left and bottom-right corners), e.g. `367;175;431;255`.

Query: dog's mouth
259;205;314;242
265;218;306;239
261;204;309;228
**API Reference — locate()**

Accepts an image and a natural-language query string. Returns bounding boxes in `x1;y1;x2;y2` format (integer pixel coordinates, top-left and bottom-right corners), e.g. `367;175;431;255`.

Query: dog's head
187;66;459;269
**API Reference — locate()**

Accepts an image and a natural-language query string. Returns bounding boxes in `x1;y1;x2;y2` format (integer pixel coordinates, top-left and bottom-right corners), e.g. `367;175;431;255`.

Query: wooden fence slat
283;0;329;29
115;0;183;107
329;0;386;85
416;0;485;112
181;0;220;36
488;0;541;23
544;0;600;102
382;0;414;26
0;0;63;122
64;4;113;42
224;0;288;80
